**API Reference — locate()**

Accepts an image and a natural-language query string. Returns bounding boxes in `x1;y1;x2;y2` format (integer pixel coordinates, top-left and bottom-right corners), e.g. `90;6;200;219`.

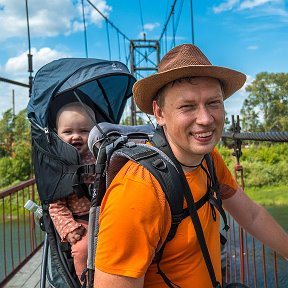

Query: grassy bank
244;185;288;206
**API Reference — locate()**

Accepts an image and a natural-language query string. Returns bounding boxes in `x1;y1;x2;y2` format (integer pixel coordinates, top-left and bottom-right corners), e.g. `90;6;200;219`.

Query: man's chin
191;143;215;156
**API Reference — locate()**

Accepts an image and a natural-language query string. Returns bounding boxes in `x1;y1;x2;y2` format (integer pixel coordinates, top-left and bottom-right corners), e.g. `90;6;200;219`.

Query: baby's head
56;102;95;156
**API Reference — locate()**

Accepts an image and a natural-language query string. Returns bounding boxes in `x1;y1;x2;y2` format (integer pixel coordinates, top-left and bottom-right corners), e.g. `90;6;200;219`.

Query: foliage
0;109;14;157
121;115;149;125
241;72;288;132
0;109;32;188
219;143;288;188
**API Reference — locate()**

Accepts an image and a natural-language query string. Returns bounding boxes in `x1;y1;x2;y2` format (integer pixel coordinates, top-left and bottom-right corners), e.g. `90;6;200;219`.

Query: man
94;44;288;288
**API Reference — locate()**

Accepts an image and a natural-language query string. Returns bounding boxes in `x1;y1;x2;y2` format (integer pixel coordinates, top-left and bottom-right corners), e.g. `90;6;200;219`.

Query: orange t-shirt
95;148;238;288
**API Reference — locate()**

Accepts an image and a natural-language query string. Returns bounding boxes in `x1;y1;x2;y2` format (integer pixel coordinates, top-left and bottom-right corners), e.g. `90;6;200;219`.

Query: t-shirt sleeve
95;161;170;278
211;149;239;200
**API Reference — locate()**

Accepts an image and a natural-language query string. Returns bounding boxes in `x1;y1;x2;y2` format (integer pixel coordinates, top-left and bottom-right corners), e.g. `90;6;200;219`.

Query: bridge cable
158;0;178;43
81;0;89;57
117;30;121;61
222;131;288;142
86;0;147;64
86;0;130;42
170;0;184;49
138;0;145;38
25;0;33;96
190;0;195;44
105;21;111;60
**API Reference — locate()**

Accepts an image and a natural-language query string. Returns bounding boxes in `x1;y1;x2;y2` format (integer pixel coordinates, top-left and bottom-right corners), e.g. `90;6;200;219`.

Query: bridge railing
222;121;288;287
0;136;287;287
0;179;44;287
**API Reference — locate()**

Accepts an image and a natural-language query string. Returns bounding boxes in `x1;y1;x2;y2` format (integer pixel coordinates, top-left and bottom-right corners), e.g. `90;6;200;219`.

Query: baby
49;102;95;282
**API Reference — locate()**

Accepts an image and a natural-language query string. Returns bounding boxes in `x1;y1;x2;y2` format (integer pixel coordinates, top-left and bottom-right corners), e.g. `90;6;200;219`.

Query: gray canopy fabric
27;58;136;127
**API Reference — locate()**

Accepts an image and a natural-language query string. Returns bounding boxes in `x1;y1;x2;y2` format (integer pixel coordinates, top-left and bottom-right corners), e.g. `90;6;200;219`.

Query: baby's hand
66;226;86;245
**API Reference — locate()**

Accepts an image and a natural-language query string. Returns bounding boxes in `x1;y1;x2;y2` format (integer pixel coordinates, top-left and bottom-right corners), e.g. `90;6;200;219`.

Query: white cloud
143;22;160;31
239;0;281;10
87;0;112;27
213;0;240;14
0;47;71;116
213;0;284;13
4;47;70;76
247;45;259;50
137;23;161;38
0;0;111;41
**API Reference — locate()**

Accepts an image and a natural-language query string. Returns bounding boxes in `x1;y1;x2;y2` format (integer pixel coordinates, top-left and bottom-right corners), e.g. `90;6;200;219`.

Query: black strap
152;126;222;288
118;144;184;217
73;213;89;222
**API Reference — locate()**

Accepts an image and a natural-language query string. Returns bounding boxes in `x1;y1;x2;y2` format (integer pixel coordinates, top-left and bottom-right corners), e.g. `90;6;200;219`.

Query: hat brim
133;65;246;115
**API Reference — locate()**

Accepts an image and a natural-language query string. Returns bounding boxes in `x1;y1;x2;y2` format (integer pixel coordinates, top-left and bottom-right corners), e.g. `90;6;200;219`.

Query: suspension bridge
0;1;288;287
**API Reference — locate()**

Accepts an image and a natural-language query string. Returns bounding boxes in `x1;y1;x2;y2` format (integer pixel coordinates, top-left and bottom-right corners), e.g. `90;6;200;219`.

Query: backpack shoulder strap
113;144;185;228
112;143;186;288
204;154;229;232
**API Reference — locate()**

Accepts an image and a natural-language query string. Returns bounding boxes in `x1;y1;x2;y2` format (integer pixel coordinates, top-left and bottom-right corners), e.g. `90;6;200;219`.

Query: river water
225;205;288;288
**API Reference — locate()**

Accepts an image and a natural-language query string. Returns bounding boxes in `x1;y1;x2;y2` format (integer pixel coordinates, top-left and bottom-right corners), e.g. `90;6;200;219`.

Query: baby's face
57;109;93;156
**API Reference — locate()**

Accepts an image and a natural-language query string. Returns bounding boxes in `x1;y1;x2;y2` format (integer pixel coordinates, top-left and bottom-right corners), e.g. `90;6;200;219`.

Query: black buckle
84;164;96;174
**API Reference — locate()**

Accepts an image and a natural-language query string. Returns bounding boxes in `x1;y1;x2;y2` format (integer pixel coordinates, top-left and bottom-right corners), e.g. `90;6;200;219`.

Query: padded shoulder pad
88;122;155;152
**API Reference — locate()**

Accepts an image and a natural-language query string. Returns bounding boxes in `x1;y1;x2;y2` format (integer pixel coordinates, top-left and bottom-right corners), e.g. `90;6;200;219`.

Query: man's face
153;77;225;165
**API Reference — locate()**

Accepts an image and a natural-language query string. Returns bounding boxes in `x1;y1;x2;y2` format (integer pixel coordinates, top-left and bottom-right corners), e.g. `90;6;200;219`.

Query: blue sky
0;0;287;121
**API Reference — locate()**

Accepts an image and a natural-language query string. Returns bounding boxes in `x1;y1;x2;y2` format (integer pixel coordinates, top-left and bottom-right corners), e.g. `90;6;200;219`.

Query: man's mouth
193;131;213;138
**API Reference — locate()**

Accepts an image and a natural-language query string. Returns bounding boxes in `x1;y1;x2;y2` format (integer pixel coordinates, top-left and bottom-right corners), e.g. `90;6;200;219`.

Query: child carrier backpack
84;122;231;288
26;57;136;288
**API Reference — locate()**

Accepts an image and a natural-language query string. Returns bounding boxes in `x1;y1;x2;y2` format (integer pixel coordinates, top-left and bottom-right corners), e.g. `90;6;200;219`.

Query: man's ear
152;100;165;126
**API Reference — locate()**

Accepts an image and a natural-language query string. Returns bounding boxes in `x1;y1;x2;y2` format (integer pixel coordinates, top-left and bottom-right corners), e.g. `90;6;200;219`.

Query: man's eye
180;104;196;110
208;101;222;107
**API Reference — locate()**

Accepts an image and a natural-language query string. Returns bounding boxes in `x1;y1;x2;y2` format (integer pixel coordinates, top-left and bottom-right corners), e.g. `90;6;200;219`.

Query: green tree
241;72;288;132
0;109;14;157
0;109;32;188
121;115;149;125
12;110;32;180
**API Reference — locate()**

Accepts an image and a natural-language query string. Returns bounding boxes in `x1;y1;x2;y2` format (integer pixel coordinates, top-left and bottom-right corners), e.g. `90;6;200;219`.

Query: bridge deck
3;248;42;288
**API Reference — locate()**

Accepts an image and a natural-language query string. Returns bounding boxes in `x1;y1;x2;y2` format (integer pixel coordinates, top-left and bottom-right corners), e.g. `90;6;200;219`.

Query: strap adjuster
84;164;96;174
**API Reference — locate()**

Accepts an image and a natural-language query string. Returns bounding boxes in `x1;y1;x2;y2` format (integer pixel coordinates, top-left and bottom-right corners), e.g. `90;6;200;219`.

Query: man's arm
223;187;288;259
94;268;144;288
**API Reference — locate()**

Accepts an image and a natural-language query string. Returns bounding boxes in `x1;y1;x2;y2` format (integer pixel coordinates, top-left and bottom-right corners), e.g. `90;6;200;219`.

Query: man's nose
196;106;214;125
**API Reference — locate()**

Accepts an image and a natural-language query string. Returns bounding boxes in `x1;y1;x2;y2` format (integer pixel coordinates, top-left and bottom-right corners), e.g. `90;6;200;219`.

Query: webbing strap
152;126;222;288
118;145;183;216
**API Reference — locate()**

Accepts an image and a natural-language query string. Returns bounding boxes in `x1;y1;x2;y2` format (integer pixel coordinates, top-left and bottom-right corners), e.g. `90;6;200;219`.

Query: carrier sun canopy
27;58;136;127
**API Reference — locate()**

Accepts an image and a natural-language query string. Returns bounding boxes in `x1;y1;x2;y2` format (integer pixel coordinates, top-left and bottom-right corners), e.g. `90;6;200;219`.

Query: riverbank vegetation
218;143;288;206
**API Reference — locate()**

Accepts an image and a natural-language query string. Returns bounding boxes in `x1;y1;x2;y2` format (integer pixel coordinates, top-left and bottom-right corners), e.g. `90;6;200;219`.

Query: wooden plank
3;249;42;288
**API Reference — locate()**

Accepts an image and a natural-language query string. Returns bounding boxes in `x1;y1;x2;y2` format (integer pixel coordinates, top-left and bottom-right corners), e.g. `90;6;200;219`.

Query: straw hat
133;44;246;115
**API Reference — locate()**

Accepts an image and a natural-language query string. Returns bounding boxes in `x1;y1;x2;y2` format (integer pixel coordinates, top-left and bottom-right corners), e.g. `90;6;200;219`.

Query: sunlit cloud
4;47;70;75
144;22;160;31
213;0;240;14
213;0;284;14
0;0;111;41
247;45;258;50
239;0;281;10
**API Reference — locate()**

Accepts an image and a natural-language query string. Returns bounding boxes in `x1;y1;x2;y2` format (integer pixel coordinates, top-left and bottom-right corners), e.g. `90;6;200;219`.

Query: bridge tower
129;38;160;125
